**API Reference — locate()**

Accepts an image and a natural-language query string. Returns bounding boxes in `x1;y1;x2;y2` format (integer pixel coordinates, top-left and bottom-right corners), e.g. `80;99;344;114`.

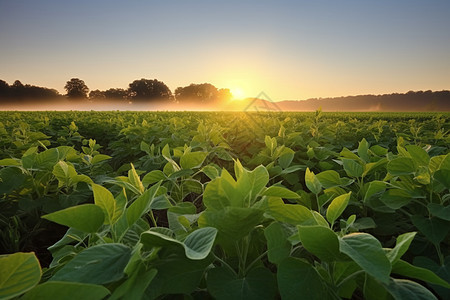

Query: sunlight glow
230;88;245;100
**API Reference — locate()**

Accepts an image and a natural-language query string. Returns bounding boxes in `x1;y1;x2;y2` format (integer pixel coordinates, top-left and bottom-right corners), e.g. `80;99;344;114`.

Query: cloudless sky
1;0;449;101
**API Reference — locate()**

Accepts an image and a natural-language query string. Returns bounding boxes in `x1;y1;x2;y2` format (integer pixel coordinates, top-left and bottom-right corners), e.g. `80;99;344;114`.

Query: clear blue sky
1;0;449;100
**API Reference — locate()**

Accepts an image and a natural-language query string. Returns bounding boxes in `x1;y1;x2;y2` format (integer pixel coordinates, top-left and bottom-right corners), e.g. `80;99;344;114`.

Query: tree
105;88;127;101
89;89;106;100
127;79;172;102
175;83;231;103
65;78;89;99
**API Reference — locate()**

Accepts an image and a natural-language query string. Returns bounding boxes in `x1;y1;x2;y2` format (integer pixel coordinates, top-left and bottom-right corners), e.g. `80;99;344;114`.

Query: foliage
0;111;449;299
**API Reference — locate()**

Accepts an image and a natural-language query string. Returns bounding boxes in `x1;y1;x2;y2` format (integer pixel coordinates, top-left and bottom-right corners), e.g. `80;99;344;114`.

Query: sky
0;0;449;101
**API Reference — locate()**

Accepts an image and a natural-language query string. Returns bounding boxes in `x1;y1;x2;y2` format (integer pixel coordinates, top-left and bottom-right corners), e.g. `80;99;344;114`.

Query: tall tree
65;78;89;99
175;83;231;103
105;88;128;101
127;79;172;101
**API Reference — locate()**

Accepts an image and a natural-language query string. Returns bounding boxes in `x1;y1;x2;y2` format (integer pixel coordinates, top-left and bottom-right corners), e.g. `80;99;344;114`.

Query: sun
230;88;245;100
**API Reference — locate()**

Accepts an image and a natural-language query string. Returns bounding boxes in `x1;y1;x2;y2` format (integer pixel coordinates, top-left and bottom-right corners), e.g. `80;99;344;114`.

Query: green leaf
411;215;449;245
384;278;437;300
326;192;351;225
427;203;450;221
127;182;161;226
342;159;364;178
23;282;110;300
142;170;166;187
144;247;213;299
0;167;26;194
370;145;388;156
91;154;112;165
207;266;277;300
358;138;370;163
0;252;41;300
51;244;131;284
52;161;77;185
316;170;352;188
109;265;157;300
42;204;104;233
35;148;59;170
0;158;20;166
406;145;430;167
364;181;386;202
201;165;220;180
261;186;300;199
305;168;322;194
128;163;144;194
279;150;294;169
265;197;315;225
141;227;217;260
392;260;450;289
339;233;391;284
388;157;416;176
434;169;450;189
264;222;292;264
380;189;412;209
92;183;122;225
297;225;341;262
277;257;327;300
180;151;208;169
386;232;416;264
198;207;263;245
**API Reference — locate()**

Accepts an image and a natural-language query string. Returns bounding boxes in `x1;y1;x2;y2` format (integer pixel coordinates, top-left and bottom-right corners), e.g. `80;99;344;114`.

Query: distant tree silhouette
127;79;172;102
0;80;60;102
65;78;89;99
105;88;128;101
89;89;106;100
175;83;232;102
0;80;10;100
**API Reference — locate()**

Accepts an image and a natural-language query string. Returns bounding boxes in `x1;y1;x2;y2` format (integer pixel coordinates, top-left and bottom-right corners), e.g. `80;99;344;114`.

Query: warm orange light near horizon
230;87;246;100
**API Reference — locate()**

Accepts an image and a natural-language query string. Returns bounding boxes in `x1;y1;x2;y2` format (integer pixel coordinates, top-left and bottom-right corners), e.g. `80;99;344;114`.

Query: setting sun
230;88;246;100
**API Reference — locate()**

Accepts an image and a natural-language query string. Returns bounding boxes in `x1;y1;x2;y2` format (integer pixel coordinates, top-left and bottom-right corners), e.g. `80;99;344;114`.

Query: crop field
0;110;449;299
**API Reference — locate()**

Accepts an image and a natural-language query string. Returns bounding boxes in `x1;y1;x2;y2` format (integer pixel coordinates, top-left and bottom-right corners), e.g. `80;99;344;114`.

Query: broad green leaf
427;203;450;221
23;282;110;300
340;148;361;160
109;265;157;300
201;165;220;180
261;186;300;199
384;278;437;300
92;183;122;225
406;145;430;167
265;197;315;225
128;163;144;194
51;244;131;284
386;232;416;264
387;157;416;176
264;222;292;264
141;227;217;260
144;247;213;299
297;225;341;262
127;182;161;226
180;151;207;169
91;154;111;165
380;189;412;209
363;158;388;177
52;161;77;185
207;266;277;300
279;150;294;169
434;169;450;188
326;191;351;225
142;170;166;187
392;260;450;288
277;257;327;300
358;138;370;162
342;159;364;178
42;204;104;233
414;255;450;299
198;207;263;245
305;168;322;194
364;181;386;202
370;145;388;156
411;215;449;245
0;167;26;194
316;170;348;188
35;148;59;170
339;233;391;284
0;158;20;166
364;275;389;300
0;252;41;300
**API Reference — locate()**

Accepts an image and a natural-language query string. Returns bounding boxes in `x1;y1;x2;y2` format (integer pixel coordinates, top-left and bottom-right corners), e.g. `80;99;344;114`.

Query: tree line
0;78;233;103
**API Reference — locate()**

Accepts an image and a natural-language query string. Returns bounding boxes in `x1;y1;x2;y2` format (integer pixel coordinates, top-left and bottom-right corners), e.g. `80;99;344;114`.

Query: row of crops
0;110;449;299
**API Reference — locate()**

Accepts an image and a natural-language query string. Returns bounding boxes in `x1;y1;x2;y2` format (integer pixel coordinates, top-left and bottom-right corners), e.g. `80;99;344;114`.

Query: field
0;111;449;299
